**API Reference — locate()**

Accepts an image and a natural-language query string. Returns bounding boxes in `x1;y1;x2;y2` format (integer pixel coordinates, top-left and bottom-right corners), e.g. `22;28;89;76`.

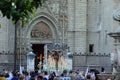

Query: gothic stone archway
31;22;52;71
26;14;61;71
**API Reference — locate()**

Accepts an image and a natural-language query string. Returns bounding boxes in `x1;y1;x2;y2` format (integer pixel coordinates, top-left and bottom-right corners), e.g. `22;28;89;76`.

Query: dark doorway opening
32;44;44;72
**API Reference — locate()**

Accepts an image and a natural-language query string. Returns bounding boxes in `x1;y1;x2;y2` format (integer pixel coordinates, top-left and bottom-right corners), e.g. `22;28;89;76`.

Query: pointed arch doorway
27;20;60;72
30;21;52;72
32;44;44;72
26;14;61;72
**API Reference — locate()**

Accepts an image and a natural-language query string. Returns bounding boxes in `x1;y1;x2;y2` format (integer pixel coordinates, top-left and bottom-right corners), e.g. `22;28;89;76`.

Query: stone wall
0;52;27;71
0;17;14;52
68;0;87;53
72;53;112;73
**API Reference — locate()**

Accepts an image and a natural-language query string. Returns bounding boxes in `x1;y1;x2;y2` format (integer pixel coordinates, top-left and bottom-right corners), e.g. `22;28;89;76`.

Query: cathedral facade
0;0;118;72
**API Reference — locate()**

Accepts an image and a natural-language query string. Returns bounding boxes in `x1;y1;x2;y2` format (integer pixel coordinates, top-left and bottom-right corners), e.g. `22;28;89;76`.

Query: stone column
27;52;35;72
109;33;120;80
43;44;48;70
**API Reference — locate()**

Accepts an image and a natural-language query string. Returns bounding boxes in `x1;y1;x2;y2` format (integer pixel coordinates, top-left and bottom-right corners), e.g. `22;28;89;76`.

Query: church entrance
32;44;44;72
27;17;62;72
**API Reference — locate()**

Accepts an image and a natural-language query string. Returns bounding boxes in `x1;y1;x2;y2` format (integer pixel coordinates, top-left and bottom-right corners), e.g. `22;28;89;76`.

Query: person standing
59;70;71;80
101;67;105;74
76;72;85;80
69;70;77;80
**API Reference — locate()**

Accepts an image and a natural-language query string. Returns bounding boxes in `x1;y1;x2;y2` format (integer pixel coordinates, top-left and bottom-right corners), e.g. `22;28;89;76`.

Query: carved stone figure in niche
31;22;52;39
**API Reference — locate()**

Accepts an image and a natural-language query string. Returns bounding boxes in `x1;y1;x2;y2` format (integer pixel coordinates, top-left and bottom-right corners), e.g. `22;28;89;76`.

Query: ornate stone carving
31;22;52;39
51;0;68;15
46;0;68;22
113;7;120;21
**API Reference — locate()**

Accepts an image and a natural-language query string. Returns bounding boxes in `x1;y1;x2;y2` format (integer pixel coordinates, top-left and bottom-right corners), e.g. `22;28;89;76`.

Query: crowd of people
0;68;103;80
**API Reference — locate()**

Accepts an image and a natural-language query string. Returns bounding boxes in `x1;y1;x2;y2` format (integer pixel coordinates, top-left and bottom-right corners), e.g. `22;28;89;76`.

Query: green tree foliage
0;0;46;24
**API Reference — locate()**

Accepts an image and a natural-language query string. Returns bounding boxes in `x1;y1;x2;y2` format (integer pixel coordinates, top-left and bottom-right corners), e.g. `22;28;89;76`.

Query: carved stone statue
109;7;120;80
